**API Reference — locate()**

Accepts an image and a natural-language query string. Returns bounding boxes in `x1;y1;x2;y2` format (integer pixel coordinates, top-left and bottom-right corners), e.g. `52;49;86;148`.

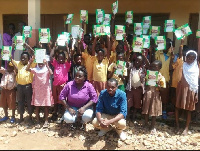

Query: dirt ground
0;108;200;150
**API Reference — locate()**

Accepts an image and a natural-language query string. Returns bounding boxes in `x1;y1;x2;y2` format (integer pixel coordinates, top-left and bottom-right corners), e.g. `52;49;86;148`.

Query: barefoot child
10;52;36;124
0;58;17;123
142;60;166;134
175;50;199;135
126;53;149;121
26;58;54;128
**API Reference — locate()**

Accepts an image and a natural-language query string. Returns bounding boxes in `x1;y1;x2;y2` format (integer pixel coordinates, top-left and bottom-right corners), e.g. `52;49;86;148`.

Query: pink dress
31;69;54;106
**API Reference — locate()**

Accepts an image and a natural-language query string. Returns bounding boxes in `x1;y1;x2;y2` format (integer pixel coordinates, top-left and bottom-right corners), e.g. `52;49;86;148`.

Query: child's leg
182;110;191;135
150;116;156;130
17;85;25;122
35;107;40;123
144;114;149;126
3;108;8;117
44;106;49;122
11;109;15;118
24;84;33;120
175;107;180;131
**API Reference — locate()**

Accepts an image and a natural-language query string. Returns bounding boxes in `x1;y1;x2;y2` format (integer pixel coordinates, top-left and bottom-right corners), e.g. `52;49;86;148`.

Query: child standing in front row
10;52;36;125
142;60;166;134
175;50;199;135
26;57;54;128
0;57;17;123
50;47;71;121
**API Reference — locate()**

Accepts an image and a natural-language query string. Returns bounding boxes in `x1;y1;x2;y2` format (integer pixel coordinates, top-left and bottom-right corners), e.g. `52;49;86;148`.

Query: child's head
185;50;197;65
87;42;93;55
116;41;124;54
74;53;82;66
57;52;66;64
8;23;15;35
116;52;125;61
127;34;133;46
183;45;189;61
38;63;45;69
134;54;143;69
20;52;30;65
7;64;14;73
95;42;101;53
150;60;162;71
163;38;173;54
84;34;91;45
97;49;105;62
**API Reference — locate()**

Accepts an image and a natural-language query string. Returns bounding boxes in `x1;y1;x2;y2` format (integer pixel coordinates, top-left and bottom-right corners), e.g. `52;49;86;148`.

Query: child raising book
26;56;54;128
142;60;166;134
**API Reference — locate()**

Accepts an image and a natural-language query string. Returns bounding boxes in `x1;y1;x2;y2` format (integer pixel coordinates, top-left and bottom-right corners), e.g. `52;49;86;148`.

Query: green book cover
1;46;12;61
150;26;160;39
93;25;97;35
22;26;32;38
39;28;50;43
155;36;166;51
146;70;159;87
80;10;88;24
95;25;110;36
115;25;125;40
115;60;126;75
164;20;175;32
96;9;105;24
71;25;80;38
132;37;144;53
125;11;133;24
174;23;192;40
34;48;46;63
140;35;150;49
103;14;111;25
196;30;200;38
65;14;74;24
112;0;118;15
14;36;25;50
134;23;143;36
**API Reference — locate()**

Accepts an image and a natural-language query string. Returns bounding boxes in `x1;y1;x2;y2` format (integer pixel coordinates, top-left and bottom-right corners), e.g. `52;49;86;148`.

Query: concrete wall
0;0;199;47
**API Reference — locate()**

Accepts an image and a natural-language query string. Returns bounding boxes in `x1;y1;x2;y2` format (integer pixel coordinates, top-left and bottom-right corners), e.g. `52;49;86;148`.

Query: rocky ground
0;107;200;150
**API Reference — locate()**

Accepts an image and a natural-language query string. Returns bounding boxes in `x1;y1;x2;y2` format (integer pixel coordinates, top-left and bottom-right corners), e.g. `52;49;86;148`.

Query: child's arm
92;35;98;56
124;34;130;62
179;37;184;59
0;58;5;74
26;56;34;72
106;35;111;59
111;14;115;35
24;43;35;56
44;59;53;75
142;50;150;69
65;42;71;63
9;56;18;73
107;65;117;79
125;22;129;37
50;42;57;62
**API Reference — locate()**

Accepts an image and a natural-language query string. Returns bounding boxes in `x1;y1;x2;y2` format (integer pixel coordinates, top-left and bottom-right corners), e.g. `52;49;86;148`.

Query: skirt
142;86;162;117
176;76;197;111
93;81;107;97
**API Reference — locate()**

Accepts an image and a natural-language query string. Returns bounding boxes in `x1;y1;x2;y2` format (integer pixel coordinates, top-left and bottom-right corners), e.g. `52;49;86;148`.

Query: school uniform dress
0;67;16;110
126;65;145;109
30;69;54;107
92;58;109;97
176;76;197;111
142;72;166;116
82;52;96;82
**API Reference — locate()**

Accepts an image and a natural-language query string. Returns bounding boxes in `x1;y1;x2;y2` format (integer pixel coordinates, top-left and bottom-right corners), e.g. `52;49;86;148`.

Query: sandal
0;116;9;122
43;121;49;128
10;117;15;124
162;111;167;120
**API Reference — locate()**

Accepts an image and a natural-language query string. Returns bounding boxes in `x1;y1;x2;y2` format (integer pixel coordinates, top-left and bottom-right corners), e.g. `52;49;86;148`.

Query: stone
117;141;123;148
125;140;132;145
176;141;181;146
4;140;9;144
0;137;4;141
164;132;170;138
143;140;151;146
30;130;37;134
11;131;17;137
47;132;55;137
190;142;198;146
18;127;25;132
79;135;85;141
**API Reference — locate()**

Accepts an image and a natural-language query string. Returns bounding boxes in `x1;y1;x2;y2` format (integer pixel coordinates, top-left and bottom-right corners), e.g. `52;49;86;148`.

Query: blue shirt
96;89;127;118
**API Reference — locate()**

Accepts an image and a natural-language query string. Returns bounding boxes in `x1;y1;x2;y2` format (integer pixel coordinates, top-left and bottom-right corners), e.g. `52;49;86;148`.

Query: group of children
0;16;199;136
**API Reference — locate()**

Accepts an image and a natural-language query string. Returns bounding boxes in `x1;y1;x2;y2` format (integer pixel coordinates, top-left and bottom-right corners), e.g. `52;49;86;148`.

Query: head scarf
183;50;199;93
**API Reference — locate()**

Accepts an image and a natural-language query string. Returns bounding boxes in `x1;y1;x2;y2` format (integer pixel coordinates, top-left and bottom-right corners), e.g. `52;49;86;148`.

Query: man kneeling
92;78;127;141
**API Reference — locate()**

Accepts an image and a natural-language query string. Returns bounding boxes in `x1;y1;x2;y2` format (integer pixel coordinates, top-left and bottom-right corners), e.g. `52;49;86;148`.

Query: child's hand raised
43;59;47;66
39;42;42;48
30;55;35;63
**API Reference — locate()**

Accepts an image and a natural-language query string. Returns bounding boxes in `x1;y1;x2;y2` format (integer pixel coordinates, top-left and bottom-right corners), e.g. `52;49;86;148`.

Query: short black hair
21;52;30;60
166;38;173;50
74;53;82;60
97;48;105;54
84;34;90;38
108;78;118;86
58;51;66;58
76;65;87;81
152;60;162;69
